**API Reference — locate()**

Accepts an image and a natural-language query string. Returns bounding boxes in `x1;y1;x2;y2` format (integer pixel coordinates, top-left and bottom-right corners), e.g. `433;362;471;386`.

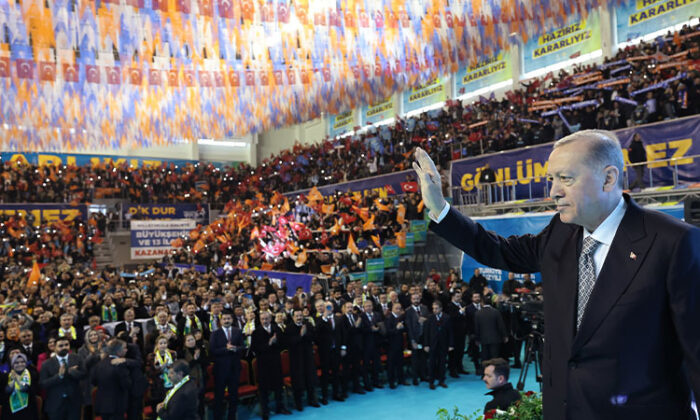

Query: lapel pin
629;252;637;261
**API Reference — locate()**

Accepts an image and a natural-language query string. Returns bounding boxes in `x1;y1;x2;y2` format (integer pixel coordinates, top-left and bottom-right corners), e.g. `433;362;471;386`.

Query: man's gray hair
553;129;624;188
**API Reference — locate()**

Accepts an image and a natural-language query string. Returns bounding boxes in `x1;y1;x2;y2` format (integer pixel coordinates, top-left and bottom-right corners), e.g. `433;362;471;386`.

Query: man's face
508;272;515;281
472;293;481;304
60;316;72;328
186;304;196;316
233;306;243;317
342;302;353;314
260;312;271;327
474;269;480;276
363;301;373;313
432;302;442;315
293;311;302;324
411;293;421;306
452;292;462;302
483;365;504;389
167;368;182;385
125;310;135;322
221;314;233;328
55;340;70;356
19;330;32;345
548;142;610;230
157;313;168;324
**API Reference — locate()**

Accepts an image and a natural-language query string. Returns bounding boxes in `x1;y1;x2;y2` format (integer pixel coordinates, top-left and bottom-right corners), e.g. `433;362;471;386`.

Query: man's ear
602;166;620;192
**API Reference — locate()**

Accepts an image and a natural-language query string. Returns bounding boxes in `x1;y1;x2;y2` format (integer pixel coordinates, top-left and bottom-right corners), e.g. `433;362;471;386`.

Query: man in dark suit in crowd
17;328;44;366
155;360;200;420
114;308;143;351
359;299;384;391
251;311;290;420
177;302;208;337
469;268;488;297
482;358;522;414
385;302;407;389
474;303;508;363
445;290;468;377
209;309;244;420
405;292;429;385
283;309;319;411
52;313;83;349
465;292;483;374
39;335;86;420
339;301;364;396
414;130;700;419
313;300;343;404
422;300;453;389
501;272;521;297
91;339;131;420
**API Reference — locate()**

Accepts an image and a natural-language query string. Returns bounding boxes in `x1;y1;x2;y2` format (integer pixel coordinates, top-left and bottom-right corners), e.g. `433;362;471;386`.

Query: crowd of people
0;25;697;210
0;259;540;419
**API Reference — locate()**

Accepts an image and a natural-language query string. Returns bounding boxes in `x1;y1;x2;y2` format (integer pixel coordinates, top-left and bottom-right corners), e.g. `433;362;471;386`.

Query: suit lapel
572;197;655;354
556;225;582;347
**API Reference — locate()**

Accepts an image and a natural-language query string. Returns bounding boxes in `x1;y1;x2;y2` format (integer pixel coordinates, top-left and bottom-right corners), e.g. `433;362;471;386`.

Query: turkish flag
362;64;371;79
129;67;142;85
445;11;454;28
277;1;289;23
218;0;232;18
106;66;121;85
214;71;224;87
399;10;409;28
387;10;398;28
384;185;396;195
168;69;179;86
433;12;442;28
374;11;384;28
313;12;326;26
344;11;355;28
0;58;9;78
329;9;340;27
261;2;273;22
321;67;331;82
300;68;309;84
152;0;167;12
126;0;143;7
199;70;211;87
400;182;418;193
39;62;56;82
199;0;212;17
16;59;34;79
149;69;161;85
273;70;283;86
359;10;369;27
176;0;190;13
351;65;360;80
63;63;79;82
183;70;195;86
286;68;295;85
245;70;255;86
228;70;239;87
374;62;382;78
86;65;100;84
259;71;269;86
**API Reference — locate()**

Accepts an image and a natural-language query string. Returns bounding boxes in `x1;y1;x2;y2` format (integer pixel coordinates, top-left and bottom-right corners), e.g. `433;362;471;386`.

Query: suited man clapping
39;336;86;420
209;310;243;420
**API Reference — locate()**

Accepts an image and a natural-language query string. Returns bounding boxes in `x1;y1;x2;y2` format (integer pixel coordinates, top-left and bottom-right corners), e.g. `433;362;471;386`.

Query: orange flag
371;234;381;248
308;186;323;203
322;203;335;215
417;200;424;213
295;249;308;267
28;260;41;288
397;204;406;224
281;198;290;213
347;234;360;255
396;231;407;248
363;214;376;231
375;199;390;212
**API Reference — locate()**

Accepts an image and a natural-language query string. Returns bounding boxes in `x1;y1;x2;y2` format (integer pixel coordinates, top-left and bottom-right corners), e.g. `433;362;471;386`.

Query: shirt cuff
428;202;450;224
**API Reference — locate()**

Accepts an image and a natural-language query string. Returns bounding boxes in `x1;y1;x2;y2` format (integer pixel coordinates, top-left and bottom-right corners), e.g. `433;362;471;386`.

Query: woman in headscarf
0;353;39;419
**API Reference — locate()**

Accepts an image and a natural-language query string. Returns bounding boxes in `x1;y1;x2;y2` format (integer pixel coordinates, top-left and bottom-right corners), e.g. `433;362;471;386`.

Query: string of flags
0;0;612;150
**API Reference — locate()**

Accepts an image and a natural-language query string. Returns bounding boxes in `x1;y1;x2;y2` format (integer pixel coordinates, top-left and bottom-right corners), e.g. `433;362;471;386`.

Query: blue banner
284;169;416;199
238;269;313;297
455;50;512;95
0;152;232;169
522;11;602;74
0;203;88;226
328;111;357;138
130;219;196;260
461;206;686;293
615;0;700;44
450;116;700;198
123;203;210;225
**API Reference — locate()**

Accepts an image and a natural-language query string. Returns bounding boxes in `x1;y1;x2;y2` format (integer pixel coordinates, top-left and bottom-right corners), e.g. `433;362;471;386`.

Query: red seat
238;359;258;401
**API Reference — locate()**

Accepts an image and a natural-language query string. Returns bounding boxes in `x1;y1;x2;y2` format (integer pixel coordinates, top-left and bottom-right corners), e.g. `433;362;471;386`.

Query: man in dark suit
114;308;143;351
52;313;83;349
17;328;44;366
283;309;319;411
414;130;700;419
385;303;407;388
445;290;468;377
359;299;384;391
338;301;364;396
155;360;200;420
251;311;290;420
465;291;483;374
405;292;429;385
474;303;508;363
482;358;521;414
422;300;453;389
313;300;343;404
177;302;208;337
39;336;86;420
209;309;244;420
91;339;131;420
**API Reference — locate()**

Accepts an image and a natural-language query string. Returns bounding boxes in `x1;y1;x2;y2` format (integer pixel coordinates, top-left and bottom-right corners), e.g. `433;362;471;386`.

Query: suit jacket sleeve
667;227;700;398
430;206;549;274
209;330;226;357
39;360;61;389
